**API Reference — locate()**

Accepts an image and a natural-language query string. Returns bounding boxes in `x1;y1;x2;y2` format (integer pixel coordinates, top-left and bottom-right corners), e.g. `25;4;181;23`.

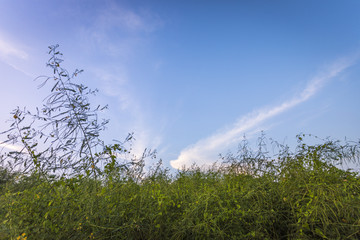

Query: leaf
315;228;328;239
51;81;59;92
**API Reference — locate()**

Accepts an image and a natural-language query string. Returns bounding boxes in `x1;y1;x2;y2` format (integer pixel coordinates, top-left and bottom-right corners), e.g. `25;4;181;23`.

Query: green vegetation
1;46;359;239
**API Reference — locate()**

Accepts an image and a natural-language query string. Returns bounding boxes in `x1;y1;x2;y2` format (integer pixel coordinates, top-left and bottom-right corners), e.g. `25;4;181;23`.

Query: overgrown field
1;46;359;239
1;137;360;239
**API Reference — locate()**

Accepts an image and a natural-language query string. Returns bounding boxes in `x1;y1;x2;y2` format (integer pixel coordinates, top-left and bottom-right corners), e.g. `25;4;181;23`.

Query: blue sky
0;0;359;170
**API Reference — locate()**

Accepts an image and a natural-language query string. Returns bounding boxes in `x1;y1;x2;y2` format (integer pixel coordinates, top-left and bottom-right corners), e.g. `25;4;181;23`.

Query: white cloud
95;3;162;33
0;34;35;78
4;61;35;78
0;36;28;60
129;128;162;159
80;2;162;58
78;4;164;163
0;143;23;152
170;56;357;170
92;69;163;164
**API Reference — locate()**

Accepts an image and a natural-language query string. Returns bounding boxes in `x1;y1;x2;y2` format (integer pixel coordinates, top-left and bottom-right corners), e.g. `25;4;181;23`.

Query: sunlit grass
1;136;359;239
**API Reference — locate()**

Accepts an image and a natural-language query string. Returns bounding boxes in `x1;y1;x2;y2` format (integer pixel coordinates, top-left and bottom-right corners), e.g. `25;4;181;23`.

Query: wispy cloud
0;143;23;152
80;2;162;58
79;3;164;162
129;128;163;159
0;34;35;78
95;3;162;33
170;56;357;170
0;36;28;60
92;68;163;162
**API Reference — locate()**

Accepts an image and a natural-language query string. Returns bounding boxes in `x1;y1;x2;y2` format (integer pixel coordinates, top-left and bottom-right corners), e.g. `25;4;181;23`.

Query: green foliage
1;136;360;239
0;46;359;239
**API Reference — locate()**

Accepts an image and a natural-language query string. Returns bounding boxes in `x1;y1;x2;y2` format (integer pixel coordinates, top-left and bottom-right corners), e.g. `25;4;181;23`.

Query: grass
0;136;360;239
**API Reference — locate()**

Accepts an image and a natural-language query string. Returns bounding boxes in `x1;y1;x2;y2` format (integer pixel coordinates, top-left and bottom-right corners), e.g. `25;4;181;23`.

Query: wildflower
77;222;82;231
17;233;27;240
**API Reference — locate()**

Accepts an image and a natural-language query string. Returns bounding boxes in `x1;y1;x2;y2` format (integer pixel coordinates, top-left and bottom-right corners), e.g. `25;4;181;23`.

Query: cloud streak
170;56;357;169
0;143;23;152
80;2;162;59
0;36;28;60
81;3;164;163
0;35;35;78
